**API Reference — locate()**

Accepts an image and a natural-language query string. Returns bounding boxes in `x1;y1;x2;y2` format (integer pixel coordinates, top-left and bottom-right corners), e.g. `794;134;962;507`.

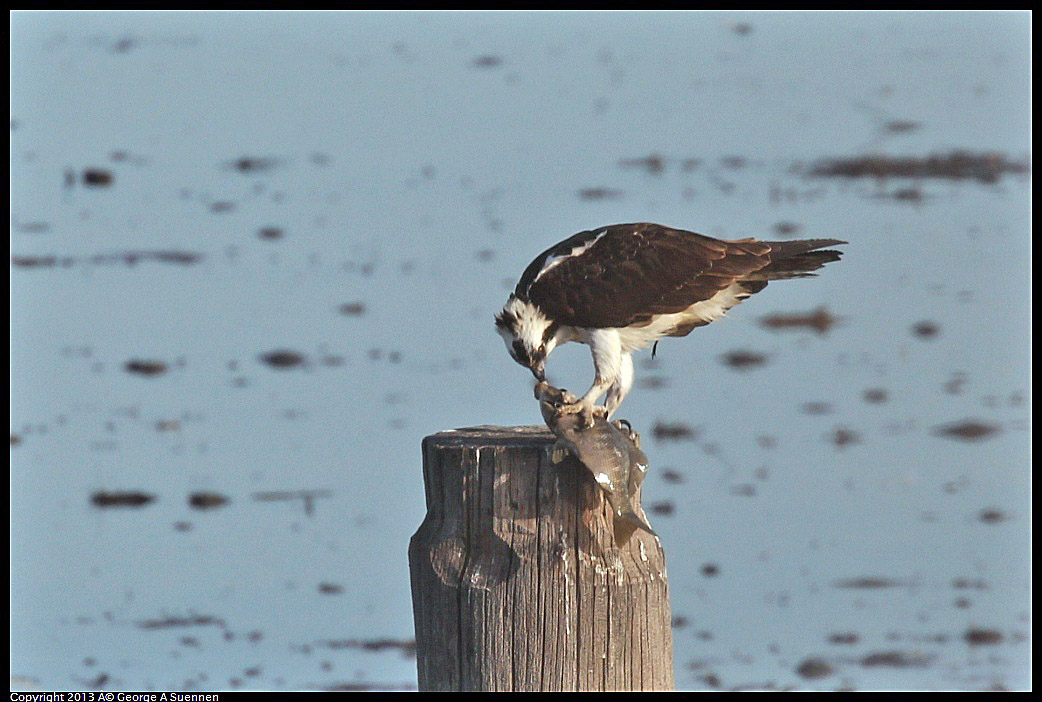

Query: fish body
535;381;656;546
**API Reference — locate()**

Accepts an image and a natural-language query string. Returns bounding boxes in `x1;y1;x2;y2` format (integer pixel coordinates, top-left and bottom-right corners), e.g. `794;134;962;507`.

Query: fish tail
613;511;657;547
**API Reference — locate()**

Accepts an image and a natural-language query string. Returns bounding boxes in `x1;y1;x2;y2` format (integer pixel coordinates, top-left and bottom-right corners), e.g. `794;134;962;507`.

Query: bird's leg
557;332;621;428
602;353;634;421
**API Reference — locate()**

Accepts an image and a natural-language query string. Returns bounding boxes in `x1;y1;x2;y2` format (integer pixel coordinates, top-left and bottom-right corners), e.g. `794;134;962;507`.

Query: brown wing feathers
641;233;770;316
522;223;844;329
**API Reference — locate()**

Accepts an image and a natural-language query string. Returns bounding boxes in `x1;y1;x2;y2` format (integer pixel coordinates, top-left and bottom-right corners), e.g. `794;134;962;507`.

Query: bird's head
495;295;560;381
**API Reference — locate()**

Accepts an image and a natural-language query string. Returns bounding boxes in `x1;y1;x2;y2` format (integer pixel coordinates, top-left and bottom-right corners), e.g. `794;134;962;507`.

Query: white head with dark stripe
494;294;560;381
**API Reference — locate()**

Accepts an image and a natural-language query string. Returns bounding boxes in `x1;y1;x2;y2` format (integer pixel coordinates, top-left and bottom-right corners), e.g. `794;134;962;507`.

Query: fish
535;381;657;546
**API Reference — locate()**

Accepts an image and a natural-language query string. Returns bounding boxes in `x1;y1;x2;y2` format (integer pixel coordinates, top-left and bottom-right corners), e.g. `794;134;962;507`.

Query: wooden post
408;425;673;692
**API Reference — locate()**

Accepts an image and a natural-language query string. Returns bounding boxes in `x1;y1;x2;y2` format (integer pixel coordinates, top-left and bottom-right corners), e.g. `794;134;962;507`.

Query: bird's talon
579;405;605;430
553;401;584;416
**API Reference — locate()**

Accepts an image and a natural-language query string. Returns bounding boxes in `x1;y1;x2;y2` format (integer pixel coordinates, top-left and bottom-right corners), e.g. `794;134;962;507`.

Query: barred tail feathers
747;238;846;281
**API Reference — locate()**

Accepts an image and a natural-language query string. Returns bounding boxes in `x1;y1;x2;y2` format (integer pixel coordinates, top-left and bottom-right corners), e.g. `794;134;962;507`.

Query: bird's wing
520;223;772;328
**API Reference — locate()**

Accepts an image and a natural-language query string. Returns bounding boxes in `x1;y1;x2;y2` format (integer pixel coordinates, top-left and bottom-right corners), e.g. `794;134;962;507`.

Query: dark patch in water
757;435;777;450
577;187;624;201
802;402;833;416
12;219;51;234
91;491;156;508
252;489;332;517
883;120;922;135
828;632;860;645
932;419;1000;442
338;302;366;317
720;350;768;370
258;226;284;241
637;375;668;390
795;657;832;680
660;469;684;484
80;672;110;688
111;36;135;53
860;650;932;668
911;320;940;339
137;614;225;630
209;201;236;214
829;426;860;448
188;492;230;510
862;388;888;404
698;673;721;688
772;221;801;237
228;156;281;173
110;251;202;265
11;433;21;447
700;563;719;577
649;501;675;516
320;638;417;656
652;421;698;441
471;55;503;68
942;371;967;395
832;577;906;589
82;169;114;187
259;350;307;369
977;507;1009;524
952;577;989;590
760;307;838;335
12;255;74;268
884;186;925;203
964;628;1003;645
12;251;202;269
124;360;168;377
318;582;344;595
808;151;1030;184
619;153;665;175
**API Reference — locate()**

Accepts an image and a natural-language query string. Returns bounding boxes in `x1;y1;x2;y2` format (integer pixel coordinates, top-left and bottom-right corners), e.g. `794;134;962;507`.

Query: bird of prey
495;222;845;426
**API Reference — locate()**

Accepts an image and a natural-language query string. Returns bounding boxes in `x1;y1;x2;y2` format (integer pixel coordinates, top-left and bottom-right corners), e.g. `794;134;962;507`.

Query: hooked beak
531;359;546;382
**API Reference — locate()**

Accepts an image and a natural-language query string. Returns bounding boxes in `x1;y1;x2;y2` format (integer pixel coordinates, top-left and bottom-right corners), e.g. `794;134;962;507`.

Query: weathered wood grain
409;426;673;691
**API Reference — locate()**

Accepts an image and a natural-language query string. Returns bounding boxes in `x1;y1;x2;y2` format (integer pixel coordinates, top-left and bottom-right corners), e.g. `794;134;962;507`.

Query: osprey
495;222;845;426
